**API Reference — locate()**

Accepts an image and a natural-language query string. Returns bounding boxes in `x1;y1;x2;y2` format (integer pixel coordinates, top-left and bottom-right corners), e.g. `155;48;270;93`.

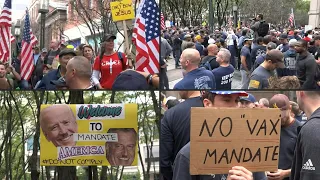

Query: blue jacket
36;67;61;90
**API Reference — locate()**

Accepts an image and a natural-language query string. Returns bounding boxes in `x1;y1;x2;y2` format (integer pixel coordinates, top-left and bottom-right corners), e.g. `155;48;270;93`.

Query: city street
165;56;242;89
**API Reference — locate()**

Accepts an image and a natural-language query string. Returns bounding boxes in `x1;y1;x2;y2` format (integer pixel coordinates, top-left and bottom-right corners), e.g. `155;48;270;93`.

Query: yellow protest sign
110;0;135;22
40;104;138;166
190;108;281;175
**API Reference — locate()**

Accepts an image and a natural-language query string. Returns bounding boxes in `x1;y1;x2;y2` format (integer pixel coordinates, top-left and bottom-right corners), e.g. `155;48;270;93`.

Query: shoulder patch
249;80;260;89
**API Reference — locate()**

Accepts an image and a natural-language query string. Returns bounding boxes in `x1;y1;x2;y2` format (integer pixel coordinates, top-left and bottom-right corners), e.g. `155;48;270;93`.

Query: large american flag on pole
0;0;12;63
133;0;160;74
20;10;35;81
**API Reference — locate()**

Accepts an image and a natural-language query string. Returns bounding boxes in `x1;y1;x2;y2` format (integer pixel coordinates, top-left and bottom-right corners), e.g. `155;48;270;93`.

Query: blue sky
0;0;31;22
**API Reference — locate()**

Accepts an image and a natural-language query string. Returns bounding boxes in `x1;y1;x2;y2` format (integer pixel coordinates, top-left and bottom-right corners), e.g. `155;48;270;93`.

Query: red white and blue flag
133;0;160;74
0;0;12;63
289;8;295;27
21;10;36;81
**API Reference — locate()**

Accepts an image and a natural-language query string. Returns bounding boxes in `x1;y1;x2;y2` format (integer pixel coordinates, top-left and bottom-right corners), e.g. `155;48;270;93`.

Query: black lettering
264;146;273;161
230;148;243;163
203;149;217;164
242;148;252;162
252;148;261;162
269;119;280;135
256;120;267;136
246;119;259;135
219;117;232;137
272;146;279;161
218;149;229;164
199;119;220;137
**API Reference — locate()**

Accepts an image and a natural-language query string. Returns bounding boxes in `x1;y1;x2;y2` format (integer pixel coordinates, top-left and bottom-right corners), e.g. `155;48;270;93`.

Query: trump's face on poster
40;104;78;147
106;128;137;166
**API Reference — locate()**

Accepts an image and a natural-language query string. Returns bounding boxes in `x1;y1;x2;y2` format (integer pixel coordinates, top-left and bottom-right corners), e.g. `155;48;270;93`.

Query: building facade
308;0;320;28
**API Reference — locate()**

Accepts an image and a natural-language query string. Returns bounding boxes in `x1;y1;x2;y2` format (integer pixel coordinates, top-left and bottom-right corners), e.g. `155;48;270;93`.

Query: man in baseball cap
248;49;284;89
267;94;302;180
173;91;266;180
239;93;256;108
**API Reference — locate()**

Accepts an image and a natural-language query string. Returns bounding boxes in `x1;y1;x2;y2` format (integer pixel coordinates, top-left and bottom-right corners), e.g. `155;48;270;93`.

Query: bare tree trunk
31;91;45;180
57;167;77;180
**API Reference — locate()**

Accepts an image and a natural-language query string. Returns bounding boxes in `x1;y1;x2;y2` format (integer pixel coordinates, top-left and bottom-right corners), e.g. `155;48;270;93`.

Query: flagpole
9;27;11;64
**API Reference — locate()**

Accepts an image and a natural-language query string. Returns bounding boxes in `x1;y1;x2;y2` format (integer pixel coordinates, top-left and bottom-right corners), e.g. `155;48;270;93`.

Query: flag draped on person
21;10;36;81
133;0;160;74
0;0;12;63
161;12;165;30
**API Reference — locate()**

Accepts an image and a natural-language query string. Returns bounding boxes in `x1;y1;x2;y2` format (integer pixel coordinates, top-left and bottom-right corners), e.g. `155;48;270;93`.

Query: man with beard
248;49;284;89
40;104;78;147
0;62;10;89
174;49;215;89
267;94;302;180
106;128;137;166
295;40;317;89
291;91;320;180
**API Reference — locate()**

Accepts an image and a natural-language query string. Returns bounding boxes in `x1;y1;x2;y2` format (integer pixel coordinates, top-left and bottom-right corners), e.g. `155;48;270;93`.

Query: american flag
289;12;294;27
0;0;11;63
133;0;160;74
20;10;35;81
161;12;165;30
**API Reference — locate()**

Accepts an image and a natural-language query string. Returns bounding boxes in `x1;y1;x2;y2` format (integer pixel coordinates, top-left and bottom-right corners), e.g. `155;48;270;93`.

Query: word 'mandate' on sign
40;104;138;166
190;108;281;175
110;0;135;22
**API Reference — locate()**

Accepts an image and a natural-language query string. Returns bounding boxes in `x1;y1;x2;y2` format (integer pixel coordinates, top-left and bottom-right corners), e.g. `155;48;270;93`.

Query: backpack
257;21;269;37
199;57;214;71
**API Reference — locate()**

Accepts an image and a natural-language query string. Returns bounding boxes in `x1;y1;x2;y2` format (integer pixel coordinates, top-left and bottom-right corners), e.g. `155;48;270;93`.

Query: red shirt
93;52;128;89
303;36;311;42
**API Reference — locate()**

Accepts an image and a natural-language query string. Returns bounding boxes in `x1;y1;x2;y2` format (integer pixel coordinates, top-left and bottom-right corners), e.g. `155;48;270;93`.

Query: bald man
200;44;220;70
173;48;215;89
40;104;78;147
65;56;94;89
44;40;61;65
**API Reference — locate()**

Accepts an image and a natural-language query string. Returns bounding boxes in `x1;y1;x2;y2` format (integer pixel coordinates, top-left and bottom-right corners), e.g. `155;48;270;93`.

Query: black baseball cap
112;70;150;90
279;34;288;39
59;49;76;58
102;34;116;42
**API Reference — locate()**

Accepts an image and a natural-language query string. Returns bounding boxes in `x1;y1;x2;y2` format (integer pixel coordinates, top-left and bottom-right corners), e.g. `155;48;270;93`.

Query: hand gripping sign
40;104;138;166
190;108;281;175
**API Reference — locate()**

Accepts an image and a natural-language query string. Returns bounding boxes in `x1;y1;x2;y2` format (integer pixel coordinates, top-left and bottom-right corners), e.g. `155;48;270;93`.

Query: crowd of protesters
161;14;320;89
0;34;159;90
160;90;320;180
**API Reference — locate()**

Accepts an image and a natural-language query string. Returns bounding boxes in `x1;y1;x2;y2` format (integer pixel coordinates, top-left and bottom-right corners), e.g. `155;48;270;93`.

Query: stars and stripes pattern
161;12;165;30
21;10;36;81
0;0;11;63
289;12;294;27
133;0;160;74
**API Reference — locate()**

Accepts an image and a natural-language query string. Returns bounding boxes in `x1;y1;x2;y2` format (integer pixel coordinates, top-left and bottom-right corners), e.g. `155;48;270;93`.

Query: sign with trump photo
40;104;138;166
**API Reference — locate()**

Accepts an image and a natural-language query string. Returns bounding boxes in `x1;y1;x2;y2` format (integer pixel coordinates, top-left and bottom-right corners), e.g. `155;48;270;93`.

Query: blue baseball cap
209;91;248;97
112;70;150;90
240;93;256;103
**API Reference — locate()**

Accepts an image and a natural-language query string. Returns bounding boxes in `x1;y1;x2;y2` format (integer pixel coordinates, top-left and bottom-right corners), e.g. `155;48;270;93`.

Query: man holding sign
173;91;267;180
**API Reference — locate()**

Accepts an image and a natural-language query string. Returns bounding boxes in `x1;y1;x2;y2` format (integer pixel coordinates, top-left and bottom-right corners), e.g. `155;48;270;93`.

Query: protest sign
110;0;135;67
40;104;138;166
110;0;135;22
190;108;281;175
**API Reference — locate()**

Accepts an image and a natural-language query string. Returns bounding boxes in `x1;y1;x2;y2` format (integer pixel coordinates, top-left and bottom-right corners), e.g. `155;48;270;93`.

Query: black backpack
199;57;215;71
257;22;269;37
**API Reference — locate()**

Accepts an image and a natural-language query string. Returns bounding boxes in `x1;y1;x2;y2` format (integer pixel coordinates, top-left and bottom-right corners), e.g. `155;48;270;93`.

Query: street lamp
38;0;49;49
14;21;21;57
233;4;238;28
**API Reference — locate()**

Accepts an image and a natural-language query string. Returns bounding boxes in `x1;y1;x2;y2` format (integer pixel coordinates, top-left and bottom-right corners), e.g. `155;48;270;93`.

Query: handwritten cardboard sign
190;108;281;175
110;0;135;22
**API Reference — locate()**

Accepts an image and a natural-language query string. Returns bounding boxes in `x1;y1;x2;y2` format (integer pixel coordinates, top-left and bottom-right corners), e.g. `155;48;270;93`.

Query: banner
190;108;281;174
40;104;138;166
